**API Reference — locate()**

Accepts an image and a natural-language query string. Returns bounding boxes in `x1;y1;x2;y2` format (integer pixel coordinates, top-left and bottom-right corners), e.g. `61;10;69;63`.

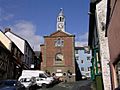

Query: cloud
3;14;14;20
10;20;44;51
0;7;14;21
75;42;83;47
75;32;88;46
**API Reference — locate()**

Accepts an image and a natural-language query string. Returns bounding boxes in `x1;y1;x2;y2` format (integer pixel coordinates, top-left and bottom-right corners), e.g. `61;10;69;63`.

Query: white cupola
57;8;65;31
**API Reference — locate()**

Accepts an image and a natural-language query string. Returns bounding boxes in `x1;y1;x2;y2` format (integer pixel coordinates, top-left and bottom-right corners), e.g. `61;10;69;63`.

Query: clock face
58;24;63;29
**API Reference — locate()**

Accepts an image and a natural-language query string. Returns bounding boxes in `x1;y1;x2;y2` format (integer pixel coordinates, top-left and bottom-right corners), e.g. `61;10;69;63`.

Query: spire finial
59;8;64;16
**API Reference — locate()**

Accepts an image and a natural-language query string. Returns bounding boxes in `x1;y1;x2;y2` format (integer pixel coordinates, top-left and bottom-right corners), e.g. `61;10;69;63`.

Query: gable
49;30;74;37
5;31;34;54
5;32;25;54
0;31;11;51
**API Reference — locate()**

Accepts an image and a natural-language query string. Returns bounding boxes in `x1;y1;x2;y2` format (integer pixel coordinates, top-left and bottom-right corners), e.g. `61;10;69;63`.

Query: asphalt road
37;80;96;90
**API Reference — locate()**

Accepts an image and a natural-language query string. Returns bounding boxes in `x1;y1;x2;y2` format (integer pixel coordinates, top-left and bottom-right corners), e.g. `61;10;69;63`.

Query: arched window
55;53;63;61
60;17;62;22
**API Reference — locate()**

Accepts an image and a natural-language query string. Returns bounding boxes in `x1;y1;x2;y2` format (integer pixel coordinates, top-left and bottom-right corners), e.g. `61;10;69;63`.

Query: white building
5;28;34;69
75;45;92;79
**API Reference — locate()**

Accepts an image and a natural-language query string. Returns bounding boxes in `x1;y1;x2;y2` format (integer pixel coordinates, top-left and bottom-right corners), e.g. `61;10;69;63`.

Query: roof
0;29;12;42
90;0;101;3
75;46;89;50
4;28;34;54
0;30;24;55
59;8;64;16
75;46;84;50
4;28;26;41
44;30;75;38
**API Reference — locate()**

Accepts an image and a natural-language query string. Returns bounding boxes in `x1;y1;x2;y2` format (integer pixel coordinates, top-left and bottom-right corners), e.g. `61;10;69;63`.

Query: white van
19;70;54;88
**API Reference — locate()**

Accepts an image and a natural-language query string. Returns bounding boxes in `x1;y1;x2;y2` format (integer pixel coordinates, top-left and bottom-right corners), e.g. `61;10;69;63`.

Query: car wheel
42;83;47;88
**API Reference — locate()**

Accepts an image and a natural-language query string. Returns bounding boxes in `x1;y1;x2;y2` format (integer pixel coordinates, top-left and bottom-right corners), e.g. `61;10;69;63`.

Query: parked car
0;80;25;90
82;75;87;80
19;77;37;90
36;76;53;88
19;70;54;89
35;73;55;88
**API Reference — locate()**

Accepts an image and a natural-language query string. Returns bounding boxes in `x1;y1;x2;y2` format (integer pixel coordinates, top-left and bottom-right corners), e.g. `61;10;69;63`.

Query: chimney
5;28;11;33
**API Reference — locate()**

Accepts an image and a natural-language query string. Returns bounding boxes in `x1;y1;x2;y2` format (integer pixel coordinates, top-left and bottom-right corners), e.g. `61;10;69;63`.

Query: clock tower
57;8;65;31
40;8;75;82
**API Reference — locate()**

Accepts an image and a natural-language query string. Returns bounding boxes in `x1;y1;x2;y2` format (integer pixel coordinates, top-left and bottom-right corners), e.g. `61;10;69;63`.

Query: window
55;53;63;61
14;48;17;56
75;56;79;60
81;67;84;71
87;57;90;60
39;74;47;78
86;73;89;76
55;38;64;47
60;17;62;22
81;60;84;63
75;50;78;54
59;17;64;22
28;50;29;55
25;45;28;53
84;47;90;54
88;67;90;71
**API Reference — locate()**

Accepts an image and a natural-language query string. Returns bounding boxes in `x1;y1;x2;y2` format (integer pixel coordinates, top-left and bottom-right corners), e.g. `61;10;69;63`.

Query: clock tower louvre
57;8;65;32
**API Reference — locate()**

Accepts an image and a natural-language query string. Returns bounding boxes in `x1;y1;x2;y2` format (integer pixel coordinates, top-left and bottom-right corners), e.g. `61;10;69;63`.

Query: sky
0;0;90;51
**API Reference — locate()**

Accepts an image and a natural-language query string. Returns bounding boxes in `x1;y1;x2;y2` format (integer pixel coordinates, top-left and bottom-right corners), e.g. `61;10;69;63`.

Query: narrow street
37;80;96;90
1;0;120;89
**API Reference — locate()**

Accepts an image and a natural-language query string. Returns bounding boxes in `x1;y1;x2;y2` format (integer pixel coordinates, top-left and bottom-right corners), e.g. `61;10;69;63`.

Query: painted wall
107;0;120;89
5;32;25;54
75;46;92;78
0;31;11;51
96;0;112;89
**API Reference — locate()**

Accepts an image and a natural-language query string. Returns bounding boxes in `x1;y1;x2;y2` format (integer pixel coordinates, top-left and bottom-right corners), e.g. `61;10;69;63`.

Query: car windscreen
39;73;47;78
20;78;31;82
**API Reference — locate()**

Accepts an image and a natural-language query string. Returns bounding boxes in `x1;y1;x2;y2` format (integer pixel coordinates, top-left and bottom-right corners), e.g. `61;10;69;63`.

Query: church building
40;9;75;82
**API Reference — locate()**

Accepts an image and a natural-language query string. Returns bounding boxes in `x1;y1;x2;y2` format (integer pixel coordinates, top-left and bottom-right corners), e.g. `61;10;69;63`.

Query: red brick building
40;9;75;81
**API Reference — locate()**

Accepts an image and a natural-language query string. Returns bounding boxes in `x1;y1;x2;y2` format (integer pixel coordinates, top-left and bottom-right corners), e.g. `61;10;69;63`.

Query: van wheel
42;83;47;88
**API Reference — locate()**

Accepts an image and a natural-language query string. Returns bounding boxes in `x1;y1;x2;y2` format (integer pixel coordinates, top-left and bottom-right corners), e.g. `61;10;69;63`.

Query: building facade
0;30;24;79
40;9;75;82
5;28;35;69
89;0;120;89
75;46;92;80
34;51;41;70
106;0;120;89
88;0;112;90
